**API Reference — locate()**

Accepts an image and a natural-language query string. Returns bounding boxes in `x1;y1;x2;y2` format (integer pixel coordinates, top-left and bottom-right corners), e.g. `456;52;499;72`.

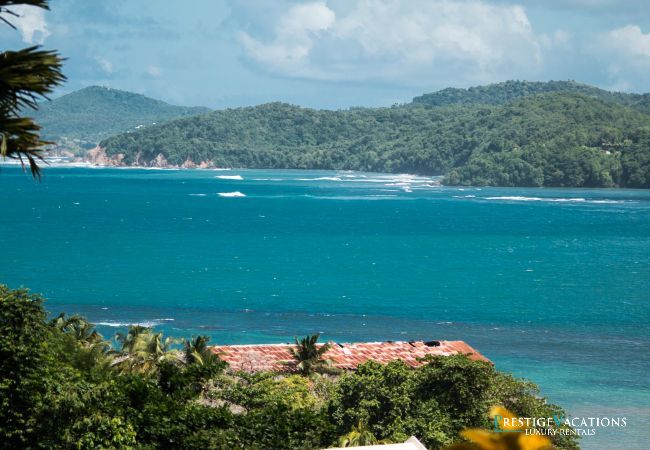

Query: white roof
327;436;427;450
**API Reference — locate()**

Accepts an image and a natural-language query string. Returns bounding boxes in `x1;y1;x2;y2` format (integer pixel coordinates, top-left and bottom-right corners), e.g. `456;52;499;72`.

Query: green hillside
411;80;649;111
100;81;650;188
29;86;210;146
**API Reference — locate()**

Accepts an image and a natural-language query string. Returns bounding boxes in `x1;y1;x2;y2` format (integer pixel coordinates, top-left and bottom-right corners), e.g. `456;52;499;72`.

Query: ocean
1;166;648;449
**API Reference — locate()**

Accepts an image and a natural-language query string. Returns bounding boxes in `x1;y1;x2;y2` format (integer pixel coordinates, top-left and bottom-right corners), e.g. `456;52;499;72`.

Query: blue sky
2;0;650;109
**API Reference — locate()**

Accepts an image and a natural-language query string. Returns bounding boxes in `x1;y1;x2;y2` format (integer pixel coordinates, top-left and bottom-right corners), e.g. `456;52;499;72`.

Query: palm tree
52;313;103;347
1;0;66;178
337;421;391;447
114;326;179;375
183;335;218;366
51;313;113;373
115;325;149;354
289;333;334;376
52;312;84;331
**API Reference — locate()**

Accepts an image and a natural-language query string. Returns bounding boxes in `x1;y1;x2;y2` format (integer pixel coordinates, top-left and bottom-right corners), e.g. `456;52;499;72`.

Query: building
211;340;488;373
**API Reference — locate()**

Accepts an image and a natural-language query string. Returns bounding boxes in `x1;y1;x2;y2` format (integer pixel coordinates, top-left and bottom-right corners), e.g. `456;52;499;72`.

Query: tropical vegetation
0;0;65;177
290;333;337;375
0;284;578;449
29;86;211;146
98;80;650;188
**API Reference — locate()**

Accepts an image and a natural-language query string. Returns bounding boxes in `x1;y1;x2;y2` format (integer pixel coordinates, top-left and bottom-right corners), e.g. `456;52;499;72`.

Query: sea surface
1;166;648;449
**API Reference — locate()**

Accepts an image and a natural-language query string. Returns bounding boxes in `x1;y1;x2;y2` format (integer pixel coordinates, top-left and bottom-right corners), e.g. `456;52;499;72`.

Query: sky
2;0;650;109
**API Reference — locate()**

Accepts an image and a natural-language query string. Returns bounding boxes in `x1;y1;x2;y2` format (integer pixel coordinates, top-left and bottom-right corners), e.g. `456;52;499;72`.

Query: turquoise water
1;166;648;449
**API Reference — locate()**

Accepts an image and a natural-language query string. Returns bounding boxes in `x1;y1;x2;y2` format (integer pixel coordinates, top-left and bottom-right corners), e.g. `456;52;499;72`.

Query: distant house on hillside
211;340;488;373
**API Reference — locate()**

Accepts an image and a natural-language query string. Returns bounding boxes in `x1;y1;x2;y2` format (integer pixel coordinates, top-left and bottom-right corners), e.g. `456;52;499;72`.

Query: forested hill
411;80;650;112
99;82;650;188
30;86;210;146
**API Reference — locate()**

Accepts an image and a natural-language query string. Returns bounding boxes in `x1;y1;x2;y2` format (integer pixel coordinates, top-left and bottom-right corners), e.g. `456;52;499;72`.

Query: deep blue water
1;166;649;449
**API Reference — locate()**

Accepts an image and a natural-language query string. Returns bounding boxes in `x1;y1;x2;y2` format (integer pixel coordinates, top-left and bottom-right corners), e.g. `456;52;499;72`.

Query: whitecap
216;175;243;180
95;321;156;328
484;196;543;201
94;318;174;328
218;191;246;197
549;198;586;203
483;196;625;204
297;177;342;181
189;193;207;197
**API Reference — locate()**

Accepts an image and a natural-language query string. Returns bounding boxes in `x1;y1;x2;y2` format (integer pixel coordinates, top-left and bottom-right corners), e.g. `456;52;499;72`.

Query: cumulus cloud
3;4;50;44
601;25;650;64
239;2;335;73
540;29;571;49
94;56;113;74
237;0;553;84
589;24;650;92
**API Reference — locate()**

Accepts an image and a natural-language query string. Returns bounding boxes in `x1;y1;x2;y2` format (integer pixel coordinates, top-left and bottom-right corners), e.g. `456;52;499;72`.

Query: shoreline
4;161;650;190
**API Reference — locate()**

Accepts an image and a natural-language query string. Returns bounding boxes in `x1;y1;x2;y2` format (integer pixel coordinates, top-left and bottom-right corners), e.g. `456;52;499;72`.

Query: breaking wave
297;177;342;181
94;318;174;328
483;196;627;204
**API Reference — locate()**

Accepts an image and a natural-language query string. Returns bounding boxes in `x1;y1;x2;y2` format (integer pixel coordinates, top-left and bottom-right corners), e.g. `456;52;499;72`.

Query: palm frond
1;40;66;177
0;1;50;30
0;46;65;113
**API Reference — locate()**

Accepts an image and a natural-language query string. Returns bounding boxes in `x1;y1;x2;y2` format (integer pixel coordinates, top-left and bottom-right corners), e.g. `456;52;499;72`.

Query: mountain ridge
95;81;650;188
37;80;650;188
30;86;211;148
410;80;650;111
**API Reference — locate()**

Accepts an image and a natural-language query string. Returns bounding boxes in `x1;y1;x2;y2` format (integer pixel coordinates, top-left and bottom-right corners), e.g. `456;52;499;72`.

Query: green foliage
0;284;578;449
328;356;579;450
71;414;137;450
290;333;336;375
0;285;54;446
338;421;392;447
114;327;179;375
411;80;648;109
100;84;650;188
183;335;220;366
30;85;211;144
1;0;66;177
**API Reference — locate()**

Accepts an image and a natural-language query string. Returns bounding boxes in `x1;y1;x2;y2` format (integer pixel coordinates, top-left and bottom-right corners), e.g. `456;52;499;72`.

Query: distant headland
36;81;650;188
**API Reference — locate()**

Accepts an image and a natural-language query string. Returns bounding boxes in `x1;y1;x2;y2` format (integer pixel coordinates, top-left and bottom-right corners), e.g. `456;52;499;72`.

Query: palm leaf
1;5;66;177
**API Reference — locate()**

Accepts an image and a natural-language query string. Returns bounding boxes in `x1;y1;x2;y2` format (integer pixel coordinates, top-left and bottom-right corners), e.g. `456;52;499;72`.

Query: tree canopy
0;284;579;449
30;86;211;146
99;84;650;188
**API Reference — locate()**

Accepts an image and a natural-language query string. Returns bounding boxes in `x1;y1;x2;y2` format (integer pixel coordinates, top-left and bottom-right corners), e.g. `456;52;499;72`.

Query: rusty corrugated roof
211;340;489;373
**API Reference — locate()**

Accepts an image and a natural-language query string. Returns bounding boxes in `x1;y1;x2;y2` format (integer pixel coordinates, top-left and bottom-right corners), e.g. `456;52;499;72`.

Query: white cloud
591;24;650;93
602;25;650;63
95;56;113;74
147;65;163;77
237;0;549;84
239;2;335;73
3;4;50;44
540;29;571;49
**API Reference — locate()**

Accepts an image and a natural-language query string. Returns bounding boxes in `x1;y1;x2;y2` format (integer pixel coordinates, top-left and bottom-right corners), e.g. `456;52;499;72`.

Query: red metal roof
211;340;489;373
